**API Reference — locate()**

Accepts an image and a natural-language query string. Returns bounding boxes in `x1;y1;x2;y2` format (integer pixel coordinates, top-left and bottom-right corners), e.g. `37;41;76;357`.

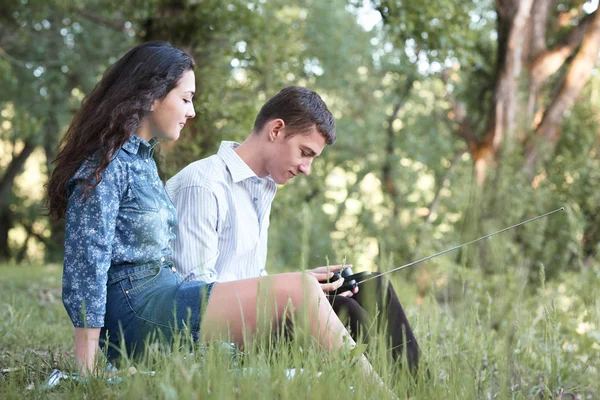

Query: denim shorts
99;261;216;362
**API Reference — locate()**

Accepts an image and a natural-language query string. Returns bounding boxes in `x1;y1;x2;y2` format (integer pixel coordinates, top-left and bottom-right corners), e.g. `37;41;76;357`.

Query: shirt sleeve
169;186;221;282
62;159;124;328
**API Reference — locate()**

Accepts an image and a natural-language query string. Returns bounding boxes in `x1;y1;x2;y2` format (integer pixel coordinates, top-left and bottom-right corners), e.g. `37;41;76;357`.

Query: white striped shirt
166;141;277;283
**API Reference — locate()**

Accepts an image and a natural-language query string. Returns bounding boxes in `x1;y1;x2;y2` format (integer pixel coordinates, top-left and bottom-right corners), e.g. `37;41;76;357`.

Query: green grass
1;263;599;399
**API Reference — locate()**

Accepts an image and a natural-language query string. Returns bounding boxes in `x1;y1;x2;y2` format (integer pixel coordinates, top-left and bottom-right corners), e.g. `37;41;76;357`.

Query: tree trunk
470;0;533;184
452;0;533;185
43;114;66;262
0;140;35;210
0;140;36;260
0;209;12;260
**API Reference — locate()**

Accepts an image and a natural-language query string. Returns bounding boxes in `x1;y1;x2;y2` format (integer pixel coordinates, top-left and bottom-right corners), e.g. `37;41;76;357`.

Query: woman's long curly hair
47;41;195;220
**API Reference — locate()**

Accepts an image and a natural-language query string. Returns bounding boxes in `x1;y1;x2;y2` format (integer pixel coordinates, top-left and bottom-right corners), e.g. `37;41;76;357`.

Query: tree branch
525;8;600;176
529;10;596;87
0;46;28;67
382;79;414;216
71;9;129;32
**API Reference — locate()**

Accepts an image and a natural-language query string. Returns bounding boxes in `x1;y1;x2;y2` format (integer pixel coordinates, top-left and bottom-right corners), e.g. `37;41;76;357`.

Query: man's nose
299;161;312;176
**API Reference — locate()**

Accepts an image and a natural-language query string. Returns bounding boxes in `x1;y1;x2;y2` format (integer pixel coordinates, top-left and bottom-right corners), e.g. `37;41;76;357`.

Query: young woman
46;41;379;380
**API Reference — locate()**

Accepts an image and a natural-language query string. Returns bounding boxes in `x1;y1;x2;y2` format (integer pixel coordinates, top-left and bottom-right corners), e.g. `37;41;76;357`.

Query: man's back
166;141;276;282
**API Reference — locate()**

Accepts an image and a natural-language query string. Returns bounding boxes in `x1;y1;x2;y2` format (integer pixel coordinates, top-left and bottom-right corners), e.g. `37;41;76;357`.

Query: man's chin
275;176;291;185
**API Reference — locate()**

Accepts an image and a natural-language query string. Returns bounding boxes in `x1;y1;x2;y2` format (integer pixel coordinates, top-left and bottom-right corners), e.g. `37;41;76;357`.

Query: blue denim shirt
62;135;177;328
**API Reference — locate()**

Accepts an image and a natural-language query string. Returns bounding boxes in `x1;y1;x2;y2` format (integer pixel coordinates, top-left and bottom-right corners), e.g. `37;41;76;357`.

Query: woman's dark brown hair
47;41;195;219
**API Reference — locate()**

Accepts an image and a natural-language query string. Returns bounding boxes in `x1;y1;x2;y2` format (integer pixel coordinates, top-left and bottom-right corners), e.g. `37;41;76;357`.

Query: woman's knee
267;272;322;305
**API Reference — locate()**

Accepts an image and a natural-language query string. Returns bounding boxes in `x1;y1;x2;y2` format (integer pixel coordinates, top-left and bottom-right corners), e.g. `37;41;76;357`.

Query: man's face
266;125;327;185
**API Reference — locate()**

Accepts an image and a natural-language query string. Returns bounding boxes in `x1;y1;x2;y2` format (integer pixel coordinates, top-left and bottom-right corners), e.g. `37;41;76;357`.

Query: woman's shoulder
70;149;129;185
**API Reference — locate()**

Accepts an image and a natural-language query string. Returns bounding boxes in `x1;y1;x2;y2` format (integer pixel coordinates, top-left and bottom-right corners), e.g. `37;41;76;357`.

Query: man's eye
301;151;308;157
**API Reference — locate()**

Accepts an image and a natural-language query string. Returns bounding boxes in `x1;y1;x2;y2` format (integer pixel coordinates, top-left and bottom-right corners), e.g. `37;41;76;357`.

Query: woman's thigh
201;272;318;344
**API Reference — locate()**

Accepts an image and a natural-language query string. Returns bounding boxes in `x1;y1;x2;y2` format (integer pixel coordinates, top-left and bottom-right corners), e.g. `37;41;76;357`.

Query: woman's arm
74;327;101;374
62;159;124;372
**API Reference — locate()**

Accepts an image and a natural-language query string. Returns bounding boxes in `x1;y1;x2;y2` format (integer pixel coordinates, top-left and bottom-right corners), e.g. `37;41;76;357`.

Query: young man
167;86;420;370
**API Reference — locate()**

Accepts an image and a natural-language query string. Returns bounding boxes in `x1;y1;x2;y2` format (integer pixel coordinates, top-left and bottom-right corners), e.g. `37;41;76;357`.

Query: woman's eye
183;99;192;104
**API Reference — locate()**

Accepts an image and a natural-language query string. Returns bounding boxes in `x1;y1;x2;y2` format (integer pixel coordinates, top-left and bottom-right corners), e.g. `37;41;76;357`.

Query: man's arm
169;186;222;282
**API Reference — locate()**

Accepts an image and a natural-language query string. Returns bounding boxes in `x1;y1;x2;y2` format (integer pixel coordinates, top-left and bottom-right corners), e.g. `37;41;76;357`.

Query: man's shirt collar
217;141;262;183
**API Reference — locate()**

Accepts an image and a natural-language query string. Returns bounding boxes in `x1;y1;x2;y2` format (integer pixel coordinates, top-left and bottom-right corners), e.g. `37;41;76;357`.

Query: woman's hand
304;265;358;297
74;327;101;375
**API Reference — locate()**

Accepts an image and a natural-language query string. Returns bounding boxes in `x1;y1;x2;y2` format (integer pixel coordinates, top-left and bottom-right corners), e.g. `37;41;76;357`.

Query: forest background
1;0;599;398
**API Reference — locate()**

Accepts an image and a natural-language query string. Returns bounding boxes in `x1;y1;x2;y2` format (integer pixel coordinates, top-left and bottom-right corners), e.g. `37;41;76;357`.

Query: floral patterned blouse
62;135;177;328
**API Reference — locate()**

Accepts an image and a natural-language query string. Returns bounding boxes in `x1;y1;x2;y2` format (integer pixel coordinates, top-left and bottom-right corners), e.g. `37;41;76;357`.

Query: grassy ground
1;262;598;399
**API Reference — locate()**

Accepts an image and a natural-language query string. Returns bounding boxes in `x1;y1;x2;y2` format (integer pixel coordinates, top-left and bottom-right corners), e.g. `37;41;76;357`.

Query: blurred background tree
0;0;136;261
1;0;599;294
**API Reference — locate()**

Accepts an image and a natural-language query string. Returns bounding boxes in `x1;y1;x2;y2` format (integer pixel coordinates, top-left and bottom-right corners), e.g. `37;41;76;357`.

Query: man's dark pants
327;278;420;372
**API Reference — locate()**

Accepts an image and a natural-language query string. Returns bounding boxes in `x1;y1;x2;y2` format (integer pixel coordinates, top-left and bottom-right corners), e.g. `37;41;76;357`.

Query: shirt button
253;197;258;202
171;266;176;272
125;290;129;295
145;159;149;163
160;257;165;262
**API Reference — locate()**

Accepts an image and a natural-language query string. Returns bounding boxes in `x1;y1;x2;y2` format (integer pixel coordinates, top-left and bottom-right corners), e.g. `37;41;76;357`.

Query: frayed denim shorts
100;260;216;362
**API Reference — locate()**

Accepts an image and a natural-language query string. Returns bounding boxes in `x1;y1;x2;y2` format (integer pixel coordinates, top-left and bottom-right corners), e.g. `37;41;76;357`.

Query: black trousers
327;278;420;372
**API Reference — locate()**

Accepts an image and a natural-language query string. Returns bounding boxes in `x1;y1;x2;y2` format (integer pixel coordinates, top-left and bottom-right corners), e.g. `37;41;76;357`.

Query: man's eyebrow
302;146;318;157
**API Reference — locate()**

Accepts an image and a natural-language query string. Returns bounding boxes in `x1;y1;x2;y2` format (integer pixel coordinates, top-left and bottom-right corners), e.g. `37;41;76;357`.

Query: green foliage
363;0;495;65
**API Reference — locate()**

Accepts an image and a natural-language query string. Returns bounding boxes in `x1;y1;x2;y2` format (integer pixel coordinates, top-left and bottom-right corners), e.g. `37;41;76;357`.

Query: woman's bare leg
201;272;378;378
203;272;347;348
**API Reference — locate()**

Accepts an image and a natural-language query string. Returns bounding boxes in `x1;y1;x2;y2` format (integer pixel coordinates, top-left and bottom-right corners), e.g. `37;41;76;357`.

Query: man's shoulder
166;155;229;196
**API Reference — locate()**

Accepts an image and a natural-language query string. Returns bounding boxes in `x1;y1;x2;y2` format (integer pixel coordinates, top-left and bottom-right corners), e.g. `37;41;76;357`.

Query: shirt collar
217;141;262;183
122;135;159;159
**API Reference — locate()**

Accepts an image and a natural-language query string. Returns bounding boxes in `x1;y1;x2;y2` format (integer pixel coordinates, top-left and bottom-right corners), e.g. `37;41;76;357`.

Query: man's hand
304;265;358;297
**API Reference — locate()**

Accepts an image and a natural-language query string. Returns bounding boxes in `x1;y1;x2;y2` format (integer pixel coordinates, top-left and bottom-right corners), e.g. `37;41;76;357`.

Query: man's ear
268;119;285;142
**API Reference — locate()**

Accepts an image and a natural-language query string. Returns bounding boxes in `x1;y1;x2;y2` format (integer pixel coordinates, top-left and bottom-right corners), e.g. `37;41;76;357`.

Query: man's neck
234;133;268;178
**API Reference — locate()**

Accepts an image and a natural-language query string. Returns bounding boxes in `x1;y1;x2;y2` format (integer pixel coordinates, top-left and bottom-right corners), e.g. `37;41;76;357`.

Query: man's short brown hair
253;86;336;144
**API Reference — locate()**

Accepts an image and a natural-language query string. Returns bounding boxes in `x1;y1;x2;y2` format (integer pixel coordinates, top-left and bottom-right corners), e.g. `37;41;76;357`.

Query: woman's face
146;69;196;142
